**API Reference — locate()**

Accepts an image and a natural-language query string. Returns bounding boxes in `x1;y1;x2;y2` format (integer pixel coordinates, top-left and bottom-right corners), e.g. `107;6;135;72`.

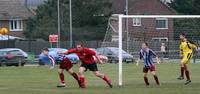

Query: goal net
102;15;200;86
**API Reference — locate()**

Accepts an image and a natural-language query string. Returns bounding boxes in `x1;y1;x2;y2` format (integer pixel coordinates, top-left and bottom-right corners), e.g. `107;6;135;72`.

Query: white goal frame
118;15;200;86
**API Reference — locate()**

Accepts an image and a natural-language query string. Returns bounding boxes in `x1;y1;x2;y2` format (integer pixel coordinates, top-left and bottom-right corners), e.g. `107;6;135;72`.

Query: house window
156;18;168;29
9;20;23;31
133;18;141;26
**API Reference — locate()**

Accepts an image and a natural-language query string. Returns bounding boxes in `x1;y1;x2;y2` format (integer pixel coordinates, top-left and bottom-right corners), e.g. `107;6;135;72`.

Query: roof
0;0;34;20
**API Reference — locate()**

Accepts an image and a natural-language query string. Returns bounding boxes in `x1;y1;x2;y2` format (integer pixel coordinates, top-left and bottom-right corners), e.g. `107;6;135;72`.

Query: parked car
0;48;28;66
39;48;79;65
96;47;134;63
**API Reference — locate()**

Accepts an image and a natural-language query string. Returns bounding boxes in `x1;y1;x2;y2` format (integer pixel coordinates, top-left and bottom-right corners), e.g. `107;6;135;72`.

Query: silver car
96;47;134;63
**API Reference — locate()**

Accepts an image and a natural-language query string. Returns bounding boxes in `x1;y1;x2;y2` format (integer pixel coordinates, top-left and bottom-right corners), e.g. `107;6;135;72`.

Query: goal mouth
112;15;200;86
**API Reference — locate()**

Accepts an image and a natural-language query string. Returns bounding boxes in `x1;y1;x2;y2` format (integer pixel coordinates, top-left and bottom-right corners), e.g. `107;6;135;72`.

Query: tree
25;0;112;41
168;0;200;40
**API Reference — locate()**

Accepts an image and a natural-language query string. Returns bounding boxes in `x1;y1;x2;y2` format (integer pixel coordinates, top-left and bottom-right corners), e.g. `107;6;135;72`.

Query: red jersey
66;48;96;64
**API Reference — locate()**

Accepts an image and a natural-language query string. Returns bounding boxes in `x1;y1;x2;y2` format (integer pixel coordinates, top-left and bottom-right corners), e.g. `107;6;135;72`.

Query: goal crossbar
118;15;200;86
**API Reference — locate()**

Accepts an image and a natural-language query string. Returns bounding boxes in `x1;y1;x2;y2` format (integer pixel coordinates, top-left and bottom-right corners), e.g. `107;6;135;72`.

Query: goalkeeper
177;33;198;85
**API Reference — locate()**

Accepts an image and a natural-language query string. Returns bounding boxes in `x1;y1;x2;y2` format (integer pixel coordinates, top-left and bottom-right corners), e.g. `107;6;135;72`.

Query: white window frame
156;18;168;29
9;19;23;31
132;18;141;26
152;37;168;42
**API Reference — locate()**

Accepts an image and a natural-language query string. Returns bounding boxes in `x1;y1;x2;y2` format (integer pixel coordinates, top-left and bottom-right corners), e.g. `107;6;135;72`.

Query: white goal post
118;15;200;86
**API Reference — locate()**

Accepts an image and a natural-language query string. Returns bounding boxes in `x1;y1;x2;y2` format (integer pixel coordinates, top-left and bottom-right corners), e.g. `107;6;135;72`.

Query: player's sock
59;73;65;84
181;67;185;77
102;75;112;88
80;76;86;88
185;70;191;81
153;75;160;85
71;72;81;87
71;72;79;81
144;77;149;86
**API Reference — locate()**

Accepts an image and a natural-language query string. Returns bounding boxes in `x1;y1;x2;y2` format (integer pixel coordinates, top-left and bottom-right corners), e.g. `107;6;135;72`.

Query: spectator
160;43;167;62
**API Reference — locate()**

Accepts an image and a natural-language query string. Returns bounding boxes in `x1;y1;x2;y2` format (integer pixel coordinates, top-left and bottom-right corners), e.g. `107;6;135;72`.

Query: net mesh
102;15;200;63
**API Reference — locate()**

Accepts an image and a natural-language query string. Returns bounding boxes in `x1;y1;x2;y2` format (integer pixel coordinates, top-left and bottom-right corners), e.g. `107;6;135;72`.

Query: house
109;0;176;42
0;0;34;38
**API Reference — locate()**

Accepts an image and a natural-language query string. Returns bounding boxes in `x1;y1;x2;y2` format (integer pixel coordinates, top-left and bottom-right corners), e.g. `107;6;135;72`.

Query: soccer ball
94;55;108;64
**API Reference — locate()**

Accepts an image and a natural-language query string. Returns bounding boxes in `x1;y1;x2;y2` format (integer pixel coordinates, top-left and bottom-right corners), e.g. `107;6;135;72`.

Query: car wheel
17;62;23;67
1;61;7;67
21;62;25;66
108;59;112;63
107;57;112;63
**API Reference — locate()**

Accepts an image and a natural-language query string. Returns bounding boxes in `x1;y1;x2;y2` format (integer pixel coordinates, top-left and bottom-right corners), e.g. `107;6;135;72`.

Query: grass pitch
0;63;200;94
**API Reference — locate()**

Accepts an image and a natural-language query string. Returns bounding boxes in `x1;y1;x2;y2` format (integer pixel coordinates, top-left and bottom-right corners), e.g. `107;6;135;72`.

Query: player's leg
150;65;160;85
184;64;191;85
151;71;160;85
57;68;66;87
63;58;80;85
143;73;149;86
143;67;150;86
67;68;79;81
67;68;81;87
92;71;112;88
89;63;112;88
177;58;186;80
78;66;86;88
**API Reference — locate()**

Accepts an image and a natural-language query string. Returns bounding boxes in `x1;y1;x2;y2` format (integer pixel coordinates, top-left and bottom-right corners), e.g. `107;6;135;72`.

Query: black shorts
81;63;98;72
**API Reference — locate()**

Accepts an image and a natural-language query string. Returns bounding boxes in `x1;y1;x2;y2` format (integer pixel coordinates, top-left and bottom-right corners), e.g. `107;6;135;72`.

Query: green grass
0;63;200;94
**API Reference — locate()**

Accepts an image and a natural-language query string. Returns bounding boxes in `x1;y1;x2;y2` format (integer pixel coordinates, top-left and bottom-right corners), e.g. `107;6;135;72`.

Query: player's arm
136;52;142;66
151;50;160;64
189;43;198;51
87;48;103;64
179;44;183;57
77;61;81;67
48;56;56;69
58;49;76;55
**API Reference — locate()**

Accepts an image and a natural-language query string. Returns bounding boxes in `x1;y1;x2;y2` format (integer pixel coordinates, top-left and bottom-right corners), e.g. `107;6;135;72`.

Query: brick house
0;0;34;38
110;0;176;42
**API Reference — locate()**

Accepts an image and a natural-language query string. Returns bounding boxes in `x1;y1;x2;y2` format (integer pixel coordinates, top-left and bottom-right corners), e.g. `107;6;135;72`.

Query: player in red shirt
60;44;112;88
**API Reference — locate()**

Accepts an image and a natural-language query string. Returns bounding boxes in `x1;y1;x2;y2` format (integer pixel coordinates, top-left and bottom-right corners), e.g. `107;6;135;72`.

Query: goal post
118;15;200;86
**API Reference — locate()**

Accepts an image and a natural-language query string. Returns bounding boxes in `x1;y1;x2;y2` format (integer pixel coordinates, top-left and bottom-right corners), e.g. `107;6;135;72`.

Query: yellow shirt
179;40;197;54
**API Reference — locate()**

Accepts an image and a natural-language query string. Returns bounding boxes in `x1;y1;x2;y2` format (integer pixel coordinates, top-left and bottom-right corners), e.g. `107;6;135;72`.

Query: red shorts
59;58;73;71
143;65;156;73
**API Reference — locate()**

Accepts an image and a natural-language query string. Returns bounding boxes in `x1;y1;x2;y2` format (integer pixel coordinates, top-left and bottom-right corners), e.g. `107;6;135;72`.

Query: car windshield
48;48;67;53
0;51;7;56
109;48;127;54
7;50;22;55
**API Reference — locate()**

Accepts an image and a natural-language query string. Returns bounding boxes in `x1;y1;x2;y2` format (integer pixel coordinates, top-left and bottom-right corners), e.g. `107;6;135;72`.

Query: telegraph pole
57;0;61;48
69;0;73;48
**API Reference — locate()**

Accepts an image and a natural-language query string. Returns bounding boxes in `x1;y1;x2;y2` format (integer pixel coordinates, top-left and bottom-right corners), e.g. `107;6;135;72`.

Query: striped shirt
139;48;157;67
47;51;79;69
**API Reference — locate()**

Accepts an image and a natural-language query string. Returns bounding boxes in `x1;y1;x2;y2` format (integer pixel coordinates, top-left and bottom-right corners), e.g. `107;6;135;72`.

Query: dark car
96;47;134;63
0;48;28;66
